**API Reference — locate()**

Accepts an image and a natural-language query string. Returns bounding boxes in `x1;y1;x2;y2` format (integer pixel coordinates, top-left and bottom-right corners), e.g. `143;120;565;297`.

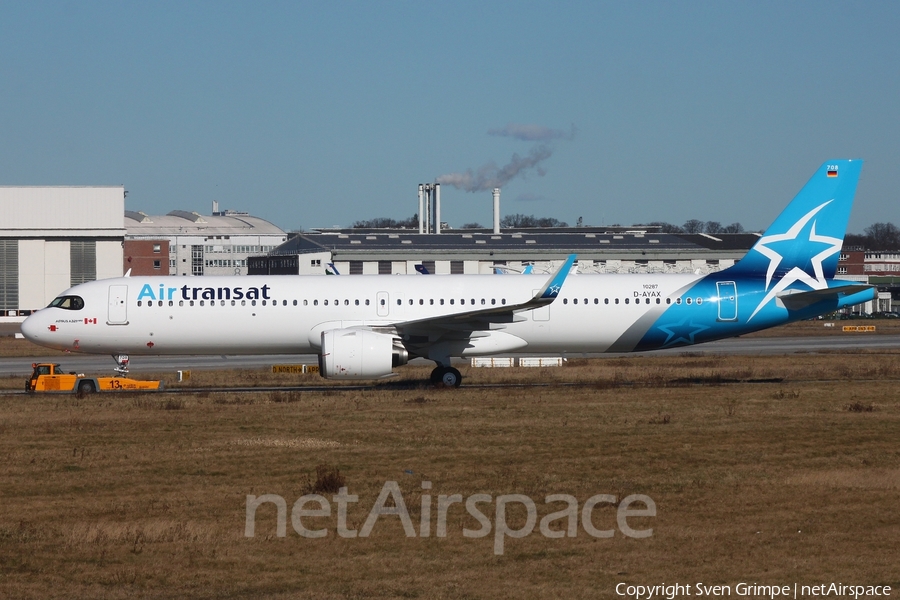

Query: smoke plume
437;123;574;193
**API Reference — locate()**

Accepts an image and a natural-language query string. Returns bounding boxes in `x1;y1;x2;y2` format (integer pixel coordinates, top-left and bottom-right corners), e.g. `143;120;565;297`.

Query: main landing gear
430;365;462;388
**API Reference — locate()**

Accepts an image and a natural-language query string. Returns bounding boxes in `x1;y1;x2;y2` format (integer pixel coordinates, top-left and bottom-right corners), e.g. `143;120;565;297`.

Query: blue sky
2;1;898;233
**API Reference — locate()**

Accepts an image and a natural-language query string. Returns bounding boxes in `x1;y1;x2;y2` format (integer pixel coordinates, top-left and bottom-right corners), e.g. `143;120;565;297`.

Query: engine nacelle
319;329;408;380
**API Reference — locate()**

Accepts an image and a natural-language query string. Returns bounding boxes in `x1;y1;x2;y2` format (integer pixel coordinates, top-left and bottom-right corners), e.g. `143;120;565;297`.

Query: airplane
21;160;875;388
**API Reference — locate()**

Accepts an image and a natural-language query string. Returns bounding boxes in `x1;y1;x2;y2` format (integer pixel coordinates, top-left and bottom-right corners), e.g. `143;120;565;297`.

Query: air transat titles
137;284;272;302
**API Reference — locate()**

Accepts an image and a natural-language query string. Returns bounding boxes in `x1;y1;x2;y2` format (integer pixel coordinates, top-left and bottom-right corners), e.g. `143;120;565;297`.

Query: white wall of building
1;187;126;313
18;240;46;309
1;187;125;234
44;242;71;300
97;240;124;279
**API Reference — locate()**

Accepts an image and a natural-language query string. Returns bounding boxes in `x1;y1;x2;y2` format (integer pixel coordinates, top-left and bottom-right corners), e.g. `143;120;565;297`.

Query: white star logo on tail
748;200;842;321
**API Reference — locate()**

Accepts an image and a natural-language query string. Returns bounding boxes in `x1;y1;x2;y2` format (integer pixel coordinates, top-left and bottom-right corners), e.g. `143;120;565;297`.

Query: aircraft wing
370;255;576;339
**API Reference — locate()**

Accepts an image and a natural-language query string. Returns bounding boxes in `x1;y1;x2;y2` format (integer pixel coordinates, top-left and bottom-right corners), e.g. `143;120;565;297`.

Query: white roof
125;210;285;237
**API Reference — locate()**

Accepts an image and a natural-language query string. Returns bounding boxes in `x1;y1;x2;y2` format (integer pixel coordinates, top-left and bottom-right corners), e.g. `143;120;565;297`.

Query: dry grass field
1;352;899;599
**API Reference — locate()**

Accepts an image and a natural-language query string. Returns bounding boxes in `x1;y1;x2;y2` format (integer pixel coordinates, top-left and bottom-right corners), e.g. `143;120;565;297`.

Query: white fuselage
22;273;703;357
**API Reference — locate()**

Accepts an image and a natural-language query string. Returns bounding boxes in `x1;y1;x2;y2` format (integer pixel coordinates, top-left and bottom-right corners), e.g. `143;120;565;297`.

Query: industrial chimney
492;188;501;234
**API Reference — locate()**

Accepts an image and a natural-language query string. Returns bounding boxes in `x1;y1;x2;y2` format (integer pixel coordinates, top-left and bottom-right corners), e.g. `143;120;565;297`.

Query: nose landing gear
113;354;130;376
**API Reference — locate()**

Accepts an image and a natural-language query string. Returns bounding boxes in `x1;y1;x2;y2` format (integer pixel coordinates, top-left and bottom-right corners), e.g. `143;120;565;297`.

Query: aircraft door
716;281;737;321
376;291;389;317
108;285;129;325
532;289;550;321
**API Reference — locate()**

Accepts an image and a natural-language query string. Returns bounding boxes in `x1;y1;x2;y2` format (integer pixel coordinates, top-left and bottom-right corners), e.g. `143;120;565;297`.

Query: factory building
124;203;287;276
0;186;125;317
249;228;762;276
249;184;761;275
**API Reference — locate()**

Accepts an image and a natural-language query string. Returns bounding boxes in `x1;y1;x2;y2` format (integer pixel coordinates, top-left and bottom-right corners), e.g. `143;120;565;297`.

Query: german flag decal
827;169;838;177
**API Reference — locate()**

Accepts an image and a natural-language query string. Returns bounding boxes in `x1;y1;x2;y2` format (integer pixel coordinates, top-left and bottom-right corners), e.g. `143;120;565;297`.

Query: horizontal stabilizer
777;284;874;311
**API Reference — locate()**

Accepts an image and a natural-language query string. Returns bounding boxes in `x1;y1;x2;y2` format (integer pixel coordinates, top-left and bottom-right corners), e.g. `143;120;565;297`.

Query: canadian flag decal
84;318;97;324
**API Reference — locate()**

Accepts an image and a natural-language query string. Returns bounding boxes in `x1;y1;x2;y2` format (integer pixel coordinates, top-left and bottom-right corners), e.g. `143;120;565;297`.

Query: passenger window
491;299;496;305
158;301;163;307
615;298;619;304
284;300;288;306
645;298;650;304
440;299;445;305
397;299;401;306
179;301;183;307
604;298;609;304
365;299;370;306
573;298;578;304
355;299;359;306
242;300;246;306
293;300;298;306
563;298;568;304
190;300;194;306
252;300;257;306
137;301;142;307
686;298;692;305
450;299;454;305
344;300;348;306
502;299;506;305
409;299;413;305
200;300;205;306
430;299;434;305
696;297;703;305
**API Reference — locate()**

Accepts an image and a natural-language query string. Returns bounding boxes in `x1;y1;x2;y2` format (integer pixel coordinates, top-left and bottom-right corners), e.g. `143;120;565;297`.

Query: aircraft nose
20;312;43;343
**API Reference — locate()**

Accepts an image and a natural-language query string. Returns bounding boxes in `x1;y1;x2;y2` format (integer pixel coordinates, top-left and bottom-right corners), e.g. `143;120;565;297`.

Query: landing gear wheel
431;366;462;388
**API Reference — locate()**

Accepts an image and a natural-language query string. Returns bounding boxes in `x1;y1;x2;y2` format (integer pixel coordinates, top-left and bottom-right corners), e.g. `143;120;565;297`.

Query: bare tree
683;219;704;233
500;214;568;228
647;221;684;233
864;222;900;250
352;214;419;229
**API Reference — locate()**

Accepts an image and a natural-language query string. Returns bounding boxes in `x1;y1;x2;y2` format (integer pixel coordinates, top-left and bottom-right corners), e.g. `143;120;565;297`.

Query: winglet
534;254;576;300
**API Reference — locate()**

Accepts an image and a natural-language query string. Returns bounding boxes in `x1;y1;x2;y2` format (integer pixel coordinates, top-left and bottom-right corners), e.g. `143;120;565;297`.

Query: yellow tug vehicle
26;363;164;394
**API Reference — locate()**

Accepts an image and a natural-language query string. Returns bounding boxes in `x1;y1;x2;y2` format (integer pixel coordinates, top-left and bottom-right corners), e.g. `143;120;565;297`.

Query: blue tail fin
728;159;863;282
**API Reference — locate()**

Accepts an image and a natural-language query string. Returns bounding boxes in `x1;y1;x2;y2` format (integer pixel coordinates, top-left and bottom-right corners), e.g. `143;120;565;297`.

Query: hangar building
124;204;287;276
248;227;763;276
1;186;125;317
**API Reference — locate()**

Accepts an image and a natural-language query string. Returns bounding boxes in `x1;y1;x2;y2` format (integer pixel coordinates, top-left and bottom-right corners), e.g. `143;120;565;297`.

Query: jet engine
319;329;409;379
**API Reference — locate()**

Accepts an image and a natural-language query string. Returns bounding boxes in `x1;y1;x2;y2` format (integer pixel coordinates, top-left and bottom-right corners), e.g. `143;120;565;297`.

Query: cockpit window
48;296;85;310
